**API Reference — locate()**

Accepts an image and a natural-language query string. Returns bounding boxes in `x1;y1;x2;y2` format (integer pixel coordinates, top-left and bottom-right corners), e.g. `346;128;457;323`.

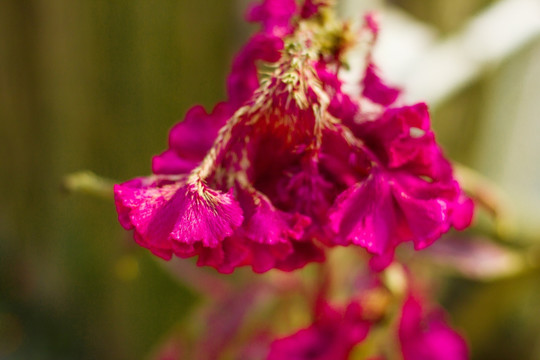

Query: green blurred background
1;0;540;359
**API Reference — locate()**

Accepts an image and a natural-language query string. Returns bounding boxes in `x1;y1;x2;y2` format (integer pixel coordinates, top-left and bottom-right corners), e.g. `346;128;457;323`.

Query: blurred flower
399;295;469;360
267;300;371;360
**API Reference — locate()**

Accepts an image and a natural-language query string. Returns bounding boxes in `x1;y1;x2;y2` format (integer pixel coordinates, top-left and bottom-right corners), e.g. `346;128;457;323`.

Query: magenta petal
234;187;325;273
196;236;250;274
227;33;284;107
153;103;232;175
391;102;431;130
389;132;436;169
267;300;370;360
357;103;454;182
368;250;395;272
421;320;470;360
374;104;432;151
245;207;306;244
239;188;311;245
328;169;457;260
363;12;380;36
114;176;185;259
114;177;244;260
391;172;459;250
319;125;372;189
391;178;450;250
246;0;297;36
278;170;337;224
328;173;396;255
451;194;475;230
273;241;325;272
267;327;329;360
152;149;200;175
168;182;244;248
315;62;359;126
399;296;469;360
300;0;319;19
362;63;400;107
358;103;430;153
388;133;453;181
168;103;231;156
249;242;294;273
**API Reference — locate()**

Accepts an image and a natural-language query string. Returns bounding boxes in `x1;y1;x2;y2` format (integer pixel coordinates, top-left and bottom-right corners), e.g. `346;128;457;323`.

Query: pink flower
399;295;469;360
267;301;371;360
115;1;473;272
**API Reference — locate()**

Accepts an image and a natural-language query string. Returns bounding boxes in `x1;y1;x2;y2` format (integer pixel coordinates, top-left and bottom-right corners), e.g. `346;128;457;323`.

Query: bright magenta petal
114;177;244;260
328;173;395;255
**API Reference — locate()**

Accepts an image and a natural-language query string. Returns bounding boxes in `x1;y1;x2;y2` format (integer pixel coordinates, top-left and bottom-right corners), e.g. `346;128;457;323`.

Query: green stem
62;170;115;199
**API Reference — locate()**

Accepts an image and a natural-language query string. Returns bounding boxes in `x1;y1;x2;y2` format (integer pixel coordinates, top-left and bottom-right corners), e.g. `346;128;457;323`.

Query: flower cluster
114;0;473;275
113;0;475;358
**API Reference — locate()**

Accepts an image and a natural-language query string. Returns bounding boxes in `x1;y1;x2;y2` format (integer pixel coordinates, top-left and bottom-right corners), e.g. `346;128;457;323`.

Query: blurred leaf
62;171;115;199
